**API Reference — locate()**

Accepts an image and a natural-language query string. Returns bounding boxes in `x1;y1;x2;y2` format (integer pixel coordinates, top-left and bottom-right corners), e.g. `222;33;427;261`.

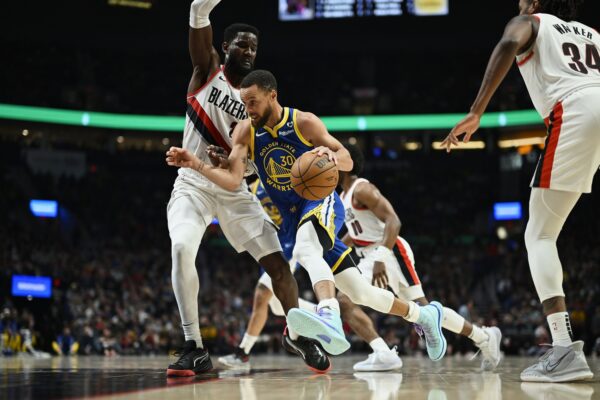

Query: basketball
290;152;339;200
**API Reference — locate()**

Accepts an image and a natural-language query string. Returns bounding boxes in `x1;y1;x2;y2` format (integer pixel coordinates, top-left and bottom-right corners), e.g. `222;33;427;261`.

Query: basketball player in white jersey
339;144;502;371
166;0;343;376
443;0;599;382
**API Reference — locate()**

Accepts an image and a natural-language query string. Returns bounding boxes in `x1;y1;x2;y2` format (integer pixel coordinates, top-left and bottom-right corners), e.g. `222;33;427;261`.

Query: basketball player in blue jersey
167;69;448;363
219;179;402;371
166;0;340;376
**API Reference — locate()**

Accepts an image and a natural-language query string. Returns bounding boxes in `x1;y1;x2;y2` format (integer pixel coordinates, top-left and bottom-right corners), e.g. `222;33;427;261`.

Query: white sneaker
476;327;502;371
218;348;250;369
353;347;403;372
520;341;594;383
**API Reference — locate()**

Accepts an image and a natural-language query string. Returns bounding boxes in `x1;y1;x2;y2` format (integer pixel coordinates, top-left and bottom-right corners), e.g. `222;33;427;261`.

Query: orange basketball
290;152;339;201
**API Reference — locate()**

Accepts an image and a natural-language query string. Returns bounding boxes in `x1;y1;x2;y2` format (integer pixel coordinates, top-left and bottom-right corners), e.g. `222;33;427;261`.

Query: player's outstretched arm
187;0;222;94
443;15;539;152
166;121;250;191
297;111;353;172
352;182;401;250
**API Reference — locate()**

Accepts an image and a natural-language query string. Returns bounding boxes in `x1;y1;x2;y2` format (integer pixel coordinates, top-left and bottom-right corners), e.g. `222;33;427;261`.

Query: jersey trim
533;101;564;188
263;107;289;138
250;179;259;195
186;96;232;152
395;239;420;285
292;109;313;147
517;51;535;67
186;66;223;98
353;238;375;247
250;125;256;161
331;248;353;273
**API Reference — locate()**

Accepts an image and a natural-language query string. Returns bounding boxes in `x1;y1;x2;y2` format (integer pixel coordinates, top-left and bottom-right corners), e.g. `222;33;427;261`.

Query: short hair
536;0;584;21
346;143;365;176
241;70;278;92
224;23;260;43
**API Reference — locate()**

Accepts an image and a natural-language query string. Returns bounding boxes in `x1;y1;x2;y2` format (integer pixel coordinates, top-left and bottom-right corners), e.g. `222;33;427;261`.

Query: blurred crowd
0;45;533;117
1;138;600;359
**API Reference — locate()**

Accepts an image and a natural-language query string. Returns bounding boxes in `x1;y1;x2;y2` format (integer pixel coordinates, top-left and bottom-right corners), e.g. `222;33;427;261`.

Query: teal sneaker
416;301;447;361
287;307;350;356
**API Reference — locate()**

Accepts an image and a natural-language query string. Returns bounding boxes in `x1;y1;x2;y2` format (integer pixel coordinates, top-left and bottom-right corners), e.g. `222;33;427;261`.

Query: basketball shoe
282;327;331;373
286;307;350;355
414;301;447;361
520;341;593;383
353;346;403;371
166;340;213;377
218;347;250;369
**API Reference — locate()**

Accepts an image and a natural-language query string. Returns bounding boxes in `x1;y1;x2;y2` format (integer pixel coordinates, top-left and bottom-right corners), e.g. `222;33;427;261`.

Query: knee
262;257;291;283
255;284;273;307
337;292;357;320
524;221;537;249
171;240;194;269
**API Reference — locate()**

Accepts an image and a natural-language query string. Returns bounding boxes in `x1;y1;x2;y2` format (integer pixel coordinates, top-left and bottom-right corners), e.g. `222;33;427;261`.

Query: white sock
404;301;420;323
239;333;258;354
547;312;573;346
369;337;389;352
317;298;340;313
469;325;489;345
183;322;203;348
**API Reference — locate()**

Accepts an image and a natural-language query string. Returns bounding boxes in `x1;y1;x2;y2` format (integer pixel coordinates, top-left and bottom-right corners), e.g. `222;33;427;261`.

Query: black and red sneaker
166;340;213;377
283;327;331;374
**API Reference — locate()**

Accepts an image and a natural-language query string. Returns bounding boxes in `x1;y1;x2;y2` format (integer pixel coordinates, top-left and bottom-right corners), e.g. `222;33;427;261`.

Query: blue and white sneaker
415;301;447;361
287;307;350;356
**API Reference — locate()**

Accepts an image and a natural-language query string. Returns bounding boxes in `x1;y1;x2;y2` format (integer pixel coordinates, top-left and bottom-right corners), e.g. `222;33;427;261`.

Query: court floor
1;354;598;400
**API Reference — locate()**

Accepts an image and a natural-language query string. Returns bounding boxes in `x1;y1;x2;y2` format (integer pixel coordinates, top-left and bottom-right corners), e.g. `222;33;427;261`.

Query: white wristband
190;0;222;29
372;245;393;262
190;14;210;29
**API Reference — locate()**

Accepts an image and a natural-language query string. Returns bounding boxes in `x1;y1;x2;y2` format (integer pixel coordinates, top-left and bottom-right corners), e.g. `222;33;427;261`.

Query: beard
252;106;272;128
226;56;254;77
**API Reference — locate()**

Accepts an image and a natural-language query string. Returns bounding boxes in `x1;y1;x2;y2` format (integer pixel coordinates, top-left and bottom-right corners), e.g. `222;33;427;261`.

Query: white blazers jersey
517;13;600;119
340;178;386;245
181;66;247;181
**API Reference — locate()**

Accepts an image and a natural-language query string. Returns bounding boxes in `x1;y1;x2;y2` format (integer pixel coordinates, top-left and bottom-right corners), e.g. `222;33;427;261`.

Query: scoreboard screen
279;0;448;21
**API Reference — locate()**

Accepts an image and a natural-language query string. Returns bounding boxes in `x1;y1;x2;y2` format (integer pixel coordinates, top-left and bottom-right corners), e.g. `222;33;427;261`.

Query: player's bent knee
255;284;273;306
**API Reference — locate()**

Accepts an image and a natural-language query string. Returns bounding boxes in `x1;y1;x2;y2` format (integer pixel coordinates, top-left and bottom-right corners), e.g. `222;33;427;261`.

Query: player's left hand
166;147;198;169
311;146;338;165
442;112;481;153
372;261;389;289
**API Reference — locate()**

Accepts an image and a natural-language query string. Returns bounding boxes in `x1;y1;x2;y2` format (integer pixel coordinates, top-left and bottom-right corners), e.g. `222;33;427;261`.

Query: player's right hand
442;112;481;153
166;147;198;169
372;261;389;289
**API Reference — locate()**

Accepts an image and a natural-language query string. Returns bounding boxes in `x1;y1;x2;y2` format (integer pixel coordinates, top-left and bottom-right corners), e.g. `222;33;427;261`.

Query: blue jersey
249;107;352;272
250;107;313;213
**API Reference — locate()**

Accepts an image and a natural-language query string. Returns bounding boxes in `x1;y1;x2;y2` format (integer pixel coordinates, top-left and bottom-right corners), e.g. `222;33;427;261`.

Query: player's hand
191;0;222;15
372;261;389;289
166;147;199;169
207;145;229;169
311;146;338;165
442;112;482;153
